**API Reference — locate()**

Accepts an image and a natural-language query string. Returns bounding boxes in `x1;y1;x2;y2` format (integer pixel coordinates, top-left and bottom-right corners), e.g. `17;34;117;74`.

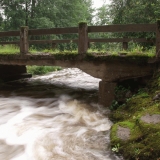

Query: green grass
0;44;156;58
87;44;155;58
27;66;62;75
0;45;19;54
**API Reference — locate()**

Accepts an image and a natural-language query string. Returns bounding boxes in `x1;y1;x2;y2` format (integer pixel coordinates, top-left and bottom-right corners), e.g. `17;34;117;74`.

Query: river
0;68;123;160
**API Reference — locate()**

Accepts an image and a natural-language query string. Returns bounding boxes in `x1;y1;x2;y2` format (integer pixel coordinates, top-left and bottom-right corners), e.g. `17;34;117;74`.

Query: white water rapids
0;68;123;160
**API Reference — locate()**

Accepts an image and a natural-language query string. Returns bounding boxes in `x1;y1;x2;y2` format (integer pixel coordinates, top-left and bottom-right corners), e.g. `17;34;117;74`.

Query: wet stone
116;126;130;140
140;114;160;124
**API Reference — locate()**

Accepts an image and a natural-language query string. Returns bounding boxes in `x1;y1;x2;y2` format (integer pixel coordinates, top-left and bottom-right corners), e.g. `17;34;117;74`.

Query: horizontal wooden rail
89;38;155;43
29;39;78;44
88;24;156;33
0;24;156;38
0;41;19;44
28;27;78;36
0;21;159;56
0;31;19;37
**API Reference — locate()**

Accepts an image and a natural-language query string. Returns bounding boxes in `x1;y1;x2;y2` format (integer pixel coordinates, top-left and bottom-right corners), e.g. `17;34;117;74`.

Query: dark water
0;68;123;160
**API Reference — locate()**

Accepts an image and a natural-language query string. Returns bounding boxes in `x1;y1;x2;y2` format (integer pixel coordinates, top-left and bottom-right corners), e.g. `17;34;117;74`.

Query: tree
107;0;160;47
109;0;160;24
94;4;111;25
0;0;94;30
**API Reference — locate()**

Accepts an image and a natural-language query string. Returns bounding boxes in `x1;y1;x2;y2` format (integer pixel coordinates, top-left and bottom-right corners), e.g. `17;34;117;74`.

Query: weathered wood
51;43;56;49
156;20;160;57
0;23;157;56
89;38;155;43
123;42;128;50
88;24;156;33
20;26;29;54
0;31;19;37
78;22;88;54
29;39;78;44
28;27;78;36
0;41;19;44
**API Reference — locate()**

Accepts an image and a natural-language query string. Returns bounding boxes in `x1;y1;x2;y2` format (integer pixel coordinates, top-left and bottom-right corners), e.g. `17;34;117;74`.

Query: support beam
78;22;88;54
99;81;117;107
20;26;29;54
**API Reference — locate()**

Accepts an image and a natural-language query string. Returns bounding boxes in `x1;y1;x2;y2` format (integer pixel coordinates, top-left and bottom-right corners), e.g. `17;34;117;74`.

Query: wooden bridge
0;21;160;107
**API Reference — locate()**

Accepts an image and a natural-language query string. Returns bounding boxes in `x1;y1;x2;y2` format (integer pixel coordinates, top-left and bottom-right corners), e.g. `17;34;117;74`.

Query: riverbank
110;71;160;160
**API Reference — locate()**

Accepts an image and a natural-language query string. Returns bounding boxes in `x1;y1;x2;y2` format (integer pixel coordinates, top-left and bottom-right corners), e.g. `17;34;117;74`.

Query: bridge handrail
0;24;156;38
0;30;19;37
0;21;160;56
88;24;156;33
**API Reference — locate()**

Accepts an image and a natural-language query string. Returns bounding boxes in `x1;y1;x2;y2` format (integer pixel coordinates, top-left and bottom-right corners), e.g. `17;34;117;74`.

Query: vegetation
0;45;19;54
0;45;155;65
109;0;160;24
0;0;159;52
91;0;160;50
0;1;160;159
27;66;62;75
0;0;93;50
110;72;160;160
0;0;93;30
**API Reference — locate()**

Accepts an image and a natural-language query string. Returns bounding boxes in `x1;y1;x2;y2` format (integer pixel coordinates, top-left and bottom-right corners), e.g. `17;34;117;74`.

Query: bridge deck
0;53;156;82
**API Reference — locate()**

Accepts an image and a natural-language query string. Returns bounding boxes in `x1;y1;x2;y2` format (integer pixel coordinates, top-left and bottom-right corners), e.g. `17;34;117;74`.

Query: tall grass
88;42;155;57
0;45;19;54
0;44;156;57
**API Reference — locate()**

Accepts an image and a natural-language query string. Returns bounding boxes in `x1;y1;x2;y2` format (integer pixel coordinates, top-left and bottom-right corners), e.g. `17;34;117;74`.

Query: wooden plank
28;27;78;36
0;31;19;37
0;41;19;44
89;38;155;43
29;39;78;44
88;24;156;33
78;22;88;54
123;42;128;50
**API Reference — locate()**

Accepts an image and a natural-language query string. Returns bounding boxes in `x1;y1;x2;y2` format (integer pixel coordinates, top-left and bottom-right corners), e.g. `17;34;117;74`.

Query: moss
139;119;160;134
111;121;143;143
110;94;152;122
84;52;152;64
53;52;79;60
110;71;160;160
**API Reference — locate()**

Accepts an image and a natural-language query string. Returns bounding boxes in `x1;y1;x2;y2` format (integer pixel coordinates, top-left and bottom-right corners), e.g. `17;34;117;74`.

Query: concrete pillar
99;81;116;107
0;65;31;82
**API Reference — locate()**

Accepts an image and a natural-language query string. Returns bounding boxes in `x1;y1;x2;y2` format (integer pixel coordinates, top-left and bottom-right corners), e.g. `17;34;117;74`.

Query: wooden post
20;26;29;54
156;20;160;57
51;42;56;50
123;42;128;50
78;22;88;54
122;37;128;50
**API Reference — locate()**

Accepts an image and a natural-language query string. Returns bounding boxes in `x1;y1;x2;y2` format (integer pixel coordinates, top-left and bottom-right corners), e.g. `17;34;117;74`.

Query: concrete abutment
0;65;31;81
99;81;117;107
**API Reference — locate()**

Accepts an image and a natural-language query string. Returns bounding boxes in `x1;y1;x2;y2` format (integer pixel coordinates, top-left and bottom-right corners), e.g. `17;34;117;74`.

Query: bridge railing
0;21;160;56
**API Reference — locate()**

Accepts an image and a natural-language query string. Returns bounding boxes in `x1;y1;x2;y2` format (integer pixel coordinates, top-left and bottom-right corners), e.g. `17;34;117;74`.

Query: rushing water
0;68;123;160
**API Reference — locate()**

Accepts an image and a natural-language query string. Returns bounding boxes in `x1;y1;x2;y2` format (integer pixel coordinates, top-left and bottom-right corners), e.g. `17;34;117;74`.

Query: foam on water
0;68;123;160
